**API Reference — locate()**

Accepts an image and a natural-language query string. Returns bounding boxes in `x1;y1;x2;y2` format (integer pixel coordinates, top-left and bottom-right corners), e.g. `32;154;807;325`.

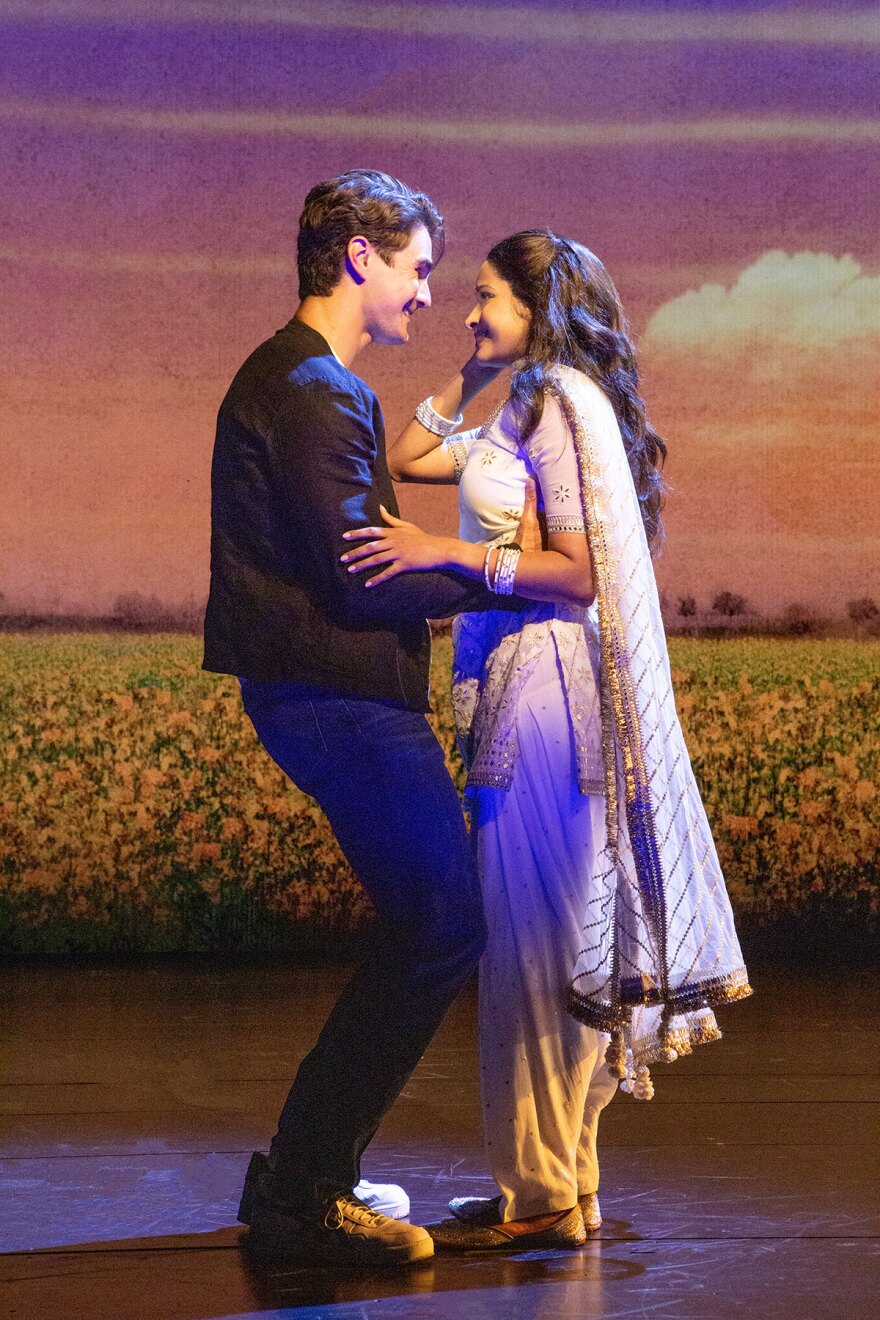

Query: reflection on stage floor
2;959;878;1319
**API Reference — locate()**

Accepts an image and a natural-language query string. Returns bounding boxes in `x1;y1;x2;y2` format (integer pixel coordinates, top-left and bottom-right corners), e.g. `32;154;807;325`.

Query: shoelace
323;1197;391;1231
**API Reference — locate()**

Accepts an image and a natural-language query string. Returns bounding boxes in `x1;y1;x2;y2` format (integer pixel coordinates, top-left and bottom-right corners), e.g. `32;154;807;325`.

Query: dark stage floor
2;958;879;1319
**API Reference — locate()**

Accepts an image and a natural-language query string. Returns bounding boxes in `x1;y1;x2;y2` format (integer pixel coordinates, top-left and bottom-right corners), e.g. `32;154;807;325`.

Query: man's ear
345;235;370;286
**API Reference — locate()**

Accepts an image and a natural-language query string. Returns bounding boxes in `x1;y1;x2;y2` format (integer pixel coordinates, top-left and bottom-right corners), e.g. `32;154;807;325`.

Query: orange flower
722;814;758;839
22;867;60;894
166;709;194;729
107;786;135;805
178;811;205;833
193;842;221;863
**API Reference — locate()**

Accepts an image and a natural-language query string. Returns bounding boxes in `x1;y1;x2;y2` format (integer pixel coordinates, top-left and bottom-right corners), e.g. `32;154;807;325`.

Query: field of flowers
1;633;877;953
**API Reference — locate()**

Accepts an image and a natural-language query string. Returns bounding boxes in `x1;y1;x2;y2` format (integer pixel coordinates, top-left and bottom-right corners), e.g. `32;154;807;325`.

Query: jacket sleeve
274;379;524;627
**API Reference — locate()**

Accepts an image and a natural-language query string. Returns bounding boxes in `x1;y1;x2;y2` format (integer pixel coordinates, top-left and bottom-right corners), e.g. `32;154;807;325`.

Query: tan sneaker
321;1196;434;1265
238;1154;433;1267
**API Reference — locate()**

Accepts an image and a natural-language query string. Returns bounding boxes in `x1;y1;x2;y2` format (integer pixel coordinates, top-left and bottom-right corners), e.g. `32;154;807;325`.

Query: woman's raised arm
387;356;504;483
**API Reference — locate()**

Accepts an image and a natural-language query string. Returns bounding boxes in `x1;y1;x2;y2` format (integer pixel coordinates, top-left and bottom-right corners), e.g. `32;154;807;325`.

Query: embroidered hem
466;770;604;797
467;768;515;789
632;1011;724;1069
546;513;587;533
566;965;753;1037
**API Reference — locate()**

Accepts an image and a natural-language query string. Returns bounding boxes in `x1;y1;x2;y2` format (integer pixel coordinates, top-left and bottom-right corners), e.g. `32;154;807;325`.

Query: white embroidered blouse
446;388;605;796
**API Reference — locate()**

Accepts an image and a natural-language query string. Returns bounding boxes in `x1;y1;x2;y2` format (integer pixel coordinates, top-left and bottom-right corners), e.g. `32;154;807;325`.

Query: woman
341;230;752;1250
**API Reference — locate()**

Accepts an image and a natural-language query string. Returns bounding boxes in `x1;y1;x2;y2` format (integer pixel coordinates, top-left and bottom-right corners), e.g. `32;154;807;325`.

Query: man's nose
417;279;432;309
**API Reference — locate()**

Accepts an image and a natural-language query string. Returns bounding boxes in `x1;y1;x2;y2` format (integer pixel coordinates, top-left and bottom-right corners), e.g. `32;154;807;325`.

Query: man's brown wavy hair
297;170;444;299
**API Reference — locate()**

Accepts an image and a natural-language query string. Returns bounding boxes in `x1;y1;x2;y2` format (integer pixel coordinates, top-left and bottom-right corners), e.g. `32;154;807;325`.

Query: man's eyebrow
417;258;434;274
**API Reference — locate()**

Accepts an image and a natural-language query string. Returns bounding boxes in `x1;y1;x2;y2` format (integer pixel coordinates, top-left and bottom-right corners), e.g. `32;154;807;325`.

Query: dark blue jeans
239;678;487;1211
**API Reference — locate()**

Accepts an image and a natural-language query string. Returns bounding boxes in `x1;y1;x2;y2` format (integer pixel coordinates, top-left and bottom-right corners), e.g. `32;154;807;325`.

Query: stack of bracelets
414;396;463;436
484;542;522;595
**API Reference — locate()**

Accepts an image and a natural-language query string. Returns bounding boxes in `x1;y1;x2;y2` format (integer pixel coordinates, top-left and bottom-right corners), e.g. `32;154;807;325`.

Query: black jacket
203;318;521;711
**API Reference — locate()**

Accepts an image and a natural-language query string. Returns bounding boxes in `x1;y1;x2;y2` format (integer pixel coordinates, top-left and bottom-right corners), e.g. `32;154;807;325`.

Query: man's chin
372;326;410;347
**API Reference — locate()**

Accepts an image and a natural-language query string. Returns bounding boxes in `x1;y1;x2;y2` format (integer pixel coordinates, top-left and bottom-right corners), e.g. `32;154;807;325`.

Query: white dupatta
546;367;752;1077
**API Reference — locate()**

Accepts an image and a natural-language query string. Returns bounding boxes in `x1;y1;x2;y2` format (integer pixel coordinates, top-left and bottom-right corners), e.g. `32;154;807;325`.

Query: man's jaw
398;306;416;340
363;310;411;347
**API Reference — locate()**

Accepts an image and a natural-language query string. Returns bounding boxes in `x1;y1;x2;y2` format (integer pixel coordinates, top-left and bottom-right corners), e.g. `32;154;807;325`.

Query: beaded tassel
618;1046;635;1093
659;1007;678;1062
604;1029;628;1080
633;1065;654;1101
618;1048;655;1101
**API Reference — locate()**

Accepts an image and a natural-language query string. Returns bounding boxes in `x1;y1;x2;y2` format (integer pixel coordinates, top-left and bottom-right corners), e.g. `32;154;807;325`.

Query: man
203;170;527;1266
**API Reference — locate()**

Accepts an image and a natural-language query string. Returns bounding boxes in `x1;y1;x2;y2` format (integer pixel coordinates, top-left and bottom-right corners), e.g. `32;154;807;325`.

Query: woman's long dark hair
486;229;668;551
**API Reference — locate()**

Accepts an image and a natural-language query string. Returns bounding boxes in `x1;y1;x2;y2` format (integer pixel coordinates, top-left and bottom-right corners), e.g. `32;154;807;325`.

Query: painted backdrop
1;0;878;622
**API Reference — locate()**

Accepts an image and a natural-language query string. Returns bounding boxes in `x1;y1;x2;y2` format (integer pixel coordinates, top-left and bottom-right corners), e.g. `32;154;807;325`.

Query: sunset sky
1;0;878;616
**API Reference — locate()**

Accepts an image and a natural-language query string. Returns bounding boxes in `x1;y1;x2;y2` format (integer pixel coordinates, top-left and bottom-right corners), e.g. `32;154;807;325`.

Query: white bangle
501;549;518;595
483;546;495;591
495;549;511;595
492;547;505;592
489;546;521;595
415;396;463;437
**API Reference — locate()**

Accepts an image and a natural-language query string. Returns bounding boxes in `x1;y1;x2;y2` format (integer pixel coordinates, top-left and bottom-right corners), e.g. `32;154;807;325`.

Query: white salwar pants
471;640;619;1222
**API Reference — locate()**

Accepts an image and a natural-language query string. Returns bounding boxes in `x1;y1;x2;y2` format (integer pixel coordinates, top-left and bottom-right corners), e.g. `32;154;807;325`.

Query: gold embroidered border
446;437;469;483
549;381;671;990
619;965;753;1010
567;965;753;1037
632;1014;724;1069
467;769;515;789
565;986;628;1034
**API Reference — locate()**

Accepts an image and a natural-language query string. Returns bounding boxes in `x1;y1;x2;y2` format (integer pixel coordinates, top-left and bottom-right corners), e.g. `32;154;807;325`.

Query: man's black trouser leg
240;679;487;1211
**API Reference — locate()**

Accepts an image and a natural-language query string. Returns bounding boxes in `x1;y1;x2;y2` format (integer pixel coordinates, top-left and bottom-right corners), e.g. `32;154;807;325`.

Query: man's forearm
338;559;525;627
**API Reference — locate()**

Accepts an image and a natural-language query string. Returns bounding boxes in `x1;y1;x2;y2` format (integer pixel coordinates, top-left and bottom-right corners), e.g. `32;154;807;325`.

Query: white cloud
645;250;880;351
